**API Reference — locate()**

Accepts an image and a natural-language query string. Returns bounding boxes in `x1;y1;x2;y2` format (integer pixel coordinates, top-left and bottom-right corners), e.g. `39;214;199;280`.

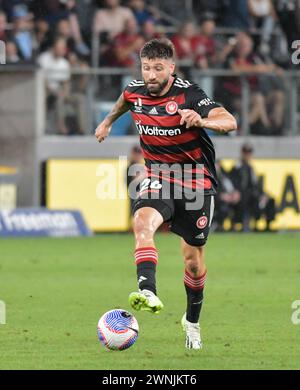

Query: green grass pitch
0;233;299;370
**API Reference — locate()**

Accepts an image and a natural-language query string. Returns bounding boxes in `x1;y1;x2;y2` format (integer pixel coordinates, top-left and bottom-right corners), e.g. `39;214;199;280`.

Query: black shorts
132;178;215;247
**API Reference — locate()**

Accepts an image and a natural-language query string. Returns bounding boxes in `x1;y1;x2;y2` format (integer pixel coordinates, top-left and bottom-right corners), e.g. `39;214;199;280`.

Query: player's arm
95;93;130;143
179;85;237;134
178;107;237;134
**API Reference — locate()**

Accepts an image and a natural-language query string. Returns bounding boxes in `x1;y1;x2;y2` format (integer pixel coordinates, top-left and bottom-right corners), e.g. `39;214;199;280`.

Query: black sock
137;261;157;295
184;285;204;323
184;270;207;323
135;247;158;295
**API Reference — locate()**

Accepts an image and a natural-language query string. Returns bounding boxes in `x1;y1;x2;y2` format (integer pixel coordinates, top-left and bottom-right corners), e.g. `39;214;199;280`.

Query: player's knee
183;243;205;276
133;215;156;241
187;263;200;276
185;256;201;275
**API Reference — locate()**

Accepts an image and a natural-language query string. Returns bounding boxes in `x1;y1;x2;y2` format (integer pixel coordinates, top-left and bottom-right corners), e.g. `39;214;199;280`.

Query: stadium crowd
0;0;299;135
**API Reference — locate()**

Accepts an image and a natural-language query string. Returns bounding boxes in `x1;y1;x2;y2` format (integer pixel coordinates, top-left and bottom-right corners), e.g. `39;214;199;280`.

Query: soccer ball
97;309;139;351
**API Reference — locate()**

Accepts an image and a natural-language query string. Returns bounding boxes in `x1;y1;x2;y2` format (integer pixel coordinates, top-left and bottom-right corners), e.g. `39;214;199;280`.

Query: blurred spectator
106;18;144;68
0;0;31;22
31;0;89;56
66;0;90;56
172;21;195;63
93;0;135;38
128;0;159;26
38;37;71;135
171;20;197;78
71;0;94;36
214;160;241;231
93;0;135;65
218;32;285;135
222;0;251;30
0;10;8;41
248;0;278;54
67;52;90;134
12;4;34;61
192;16;217;69
192;1;223;21
56;17;72;39
172;17;217;71
231;143;276;231
34;18;51;53
5;40;21;64
141;19;162;41
32;0;70;26
55;18;76;54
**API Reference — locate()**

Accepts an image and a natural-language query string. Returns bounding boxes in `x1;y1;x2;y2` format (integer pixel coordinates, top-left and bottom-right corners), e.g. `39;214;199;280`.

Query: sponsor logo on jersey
136;123;181;136
165;101;178;115
196;215;208;229
134;98;143;113
149;107;158;115
198;98;214;107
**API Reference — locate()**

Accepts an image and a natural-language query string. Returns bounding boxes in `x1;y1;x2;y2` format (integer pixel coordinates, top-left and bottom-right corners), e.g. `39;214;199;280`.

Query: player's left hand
178;109;205;129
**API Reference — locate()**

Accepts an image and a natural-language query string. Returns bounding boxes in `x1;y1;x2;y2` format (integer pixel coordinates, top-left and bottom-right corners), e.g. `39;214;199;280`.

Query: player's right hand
95;122;112;143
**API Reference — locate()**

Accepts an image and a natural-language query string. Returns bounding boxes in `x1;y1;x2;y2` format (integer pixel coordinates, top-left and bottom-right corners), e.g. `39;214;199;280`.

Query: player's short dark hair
140;38;175;60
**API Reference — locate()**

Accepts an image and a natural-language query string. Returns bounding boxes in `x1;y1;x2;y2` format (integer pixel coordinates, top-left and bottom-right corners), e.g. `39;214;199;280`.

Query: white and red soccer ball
97;309;139;351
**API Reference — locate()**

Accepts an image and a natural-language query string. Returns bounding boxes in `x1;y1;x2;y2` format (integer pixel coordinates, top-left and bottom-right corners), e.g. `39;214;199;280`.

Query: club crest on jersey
165;101;178;115
196;216;208;229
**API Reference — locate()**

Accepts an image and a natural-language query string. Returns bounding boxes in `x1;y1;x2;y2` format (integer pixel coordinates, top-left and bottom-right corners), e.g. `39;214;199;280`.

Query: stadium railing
34;67;300;137
1;65;299;136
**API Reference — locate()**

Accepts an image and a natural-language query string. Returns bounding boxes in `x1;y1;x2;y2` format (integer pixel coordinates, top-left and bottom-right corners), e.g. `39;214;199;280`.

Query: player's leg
182;238;207;325
129;176;174;313
133;206;163;296
133;206;163;250
181;239;207;349
129;206;166;314
170;194;214;349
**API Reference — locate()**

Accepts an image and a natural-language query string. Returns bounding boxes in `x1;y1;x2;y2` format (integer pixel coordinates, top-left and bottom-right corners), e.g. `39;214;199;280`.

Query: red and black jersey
123;76;221;194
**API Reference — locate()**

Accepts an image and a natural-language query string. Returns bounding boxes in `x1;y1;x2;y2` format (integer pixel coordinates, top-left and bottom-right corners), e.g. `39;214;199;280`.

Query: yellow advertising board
47;159;130;232
0;166;18;209
222;159;300;230
47;159;300;231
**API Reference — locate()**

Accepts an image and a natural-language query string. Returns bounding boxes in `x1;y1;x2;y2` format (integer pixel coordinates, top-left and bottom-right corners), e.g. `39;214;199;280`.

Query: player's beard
145;77;169;95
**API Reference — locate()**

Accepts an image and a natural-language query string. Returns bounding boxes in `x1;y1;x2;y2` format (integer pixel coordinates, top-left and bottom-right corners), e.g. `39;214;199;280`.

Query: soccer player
95;39;237;349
